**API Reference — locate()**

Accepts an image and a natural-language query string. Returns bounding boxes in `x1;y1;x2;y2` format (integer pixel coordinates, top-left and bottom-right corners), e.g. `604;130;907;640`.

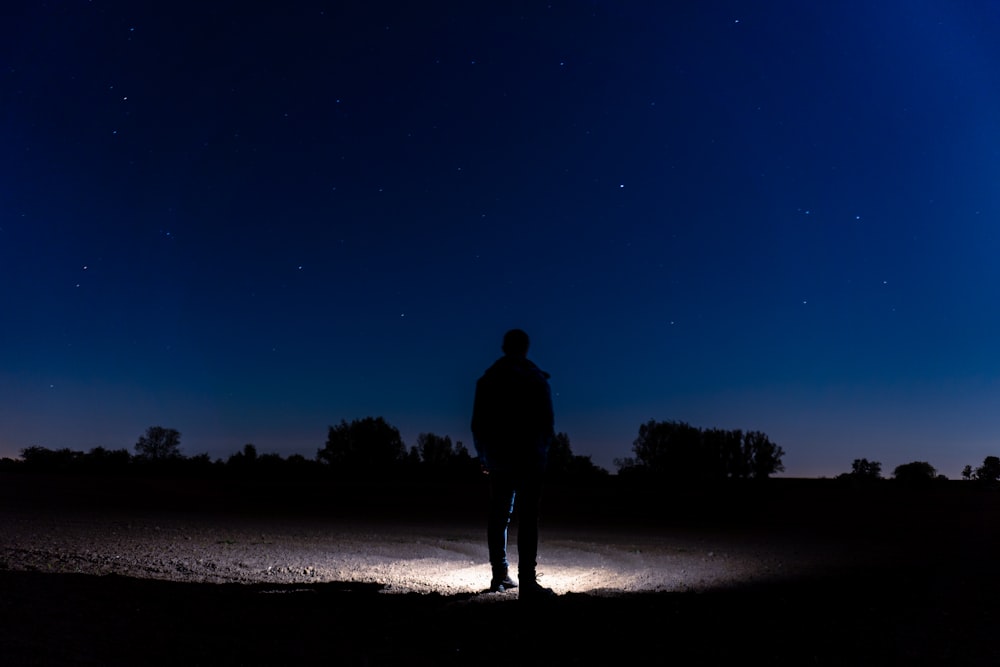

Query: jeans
487;469;543;578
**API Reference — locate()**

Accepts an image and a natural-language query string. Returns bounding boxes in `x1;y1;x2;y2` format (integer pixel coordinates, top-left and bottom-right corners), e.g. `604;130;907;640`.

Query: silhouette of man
471;328;556;599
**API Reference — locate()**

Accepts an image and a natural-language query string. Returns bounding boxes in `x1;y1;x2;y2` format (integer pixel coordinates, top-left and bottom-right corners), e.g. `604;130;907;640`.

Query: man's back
473;355;553;443
472;351;553;475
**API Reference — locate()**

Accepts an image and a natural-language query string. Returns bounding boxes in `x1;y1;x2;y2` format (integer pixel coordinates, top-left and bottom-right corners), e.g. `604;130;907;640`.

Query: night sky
4;1;1000;478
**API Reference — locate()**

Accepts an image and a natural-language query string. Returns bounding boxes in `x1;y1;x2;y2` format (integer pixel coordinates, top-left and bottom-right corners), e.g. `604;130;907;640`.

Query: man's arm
471;377;492;472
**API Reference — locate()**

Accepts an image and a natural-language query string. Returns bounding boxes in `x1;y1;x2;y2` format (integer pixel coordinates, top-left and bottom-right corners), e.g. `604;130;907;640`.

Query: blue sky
3;1;1000;477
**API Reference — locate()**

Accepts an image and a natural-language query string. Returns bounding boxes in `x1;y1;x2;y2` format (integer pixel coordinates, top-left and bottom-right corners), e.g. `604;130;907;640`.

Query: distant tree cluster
837;458;884;482
961;456;1000;485
837;458;947;485
7;426;321;476
15;445;133;473
615;420;785;481
318;417;407;470
834;456;1000;485
547;432;609;481
410;432;480;475
892;461;939;485
134;426;182;462
316;417;479;476
226;443;316;473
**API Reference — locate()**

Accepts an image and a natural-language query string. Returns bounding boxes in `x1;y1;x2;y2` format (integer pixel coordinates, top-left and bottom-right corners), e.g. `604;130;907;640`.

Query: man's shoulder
523;359;550;381
512;358;550;385
477;358;500;379
479;356;550;386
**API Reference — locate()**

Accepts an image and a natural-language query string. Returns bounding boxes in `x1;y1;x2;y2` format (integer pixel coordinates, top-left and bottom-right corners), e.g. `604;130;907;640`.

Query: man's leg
516;472;555;600
487;473;517;591
515;472;541;581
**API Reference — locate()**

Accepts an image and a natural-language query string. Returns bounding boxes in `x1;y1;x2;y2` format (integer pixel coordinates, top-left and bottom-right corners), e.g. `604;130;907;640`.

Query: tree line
838;456;1000;485
2;418;608;481
20;417;1000;486
3;417;791;482
13;417;1000;490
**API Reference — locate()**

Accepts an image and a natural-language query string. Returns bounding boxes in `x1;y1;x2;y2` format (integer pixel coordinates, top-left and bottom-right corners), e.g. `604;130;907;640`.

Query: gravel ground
0;508;847;595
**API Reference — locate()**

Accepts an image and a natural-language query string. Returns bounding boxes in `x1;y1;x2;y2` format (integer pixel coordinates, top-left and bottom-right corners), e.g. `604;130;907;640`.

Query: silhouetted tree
227;443;259;468
975;456;1000;484
317;417;405;471
962;464;974;481
284;453;319;473
135;426;182;462
453;440;476;466
448;440;480;476
82;446;131;472
631;420;705;480
19;446;82;471
547;432;608;479
404;446;421;466
186;452;216;468
892;461;937;485
744;430;786;479
173;452;219;477
416;433;455;467
257;452;285;470
20;445;52;467
575;454;608;477
702;428;738;479
18;446;136;473
614;456;638;474
547;432;574;474
840;458;882;481
626;420;782;481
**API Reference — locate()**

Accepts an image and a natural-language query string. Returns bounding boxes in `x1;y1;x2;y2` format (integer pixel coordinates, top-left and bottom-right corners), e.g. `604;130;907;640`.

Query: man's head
502;329;530;357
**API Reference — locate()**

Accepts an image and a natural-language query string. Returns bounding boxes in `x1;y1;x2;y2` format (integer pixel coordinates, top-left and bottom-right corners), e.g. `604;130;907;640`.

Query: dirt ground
0;508;850;594
3;476;1000;665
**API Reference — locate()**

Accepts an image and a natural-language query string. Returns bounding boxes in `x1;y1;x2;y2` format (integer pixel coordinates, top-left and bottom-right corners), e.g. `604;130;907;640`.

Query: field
2;473;1000;665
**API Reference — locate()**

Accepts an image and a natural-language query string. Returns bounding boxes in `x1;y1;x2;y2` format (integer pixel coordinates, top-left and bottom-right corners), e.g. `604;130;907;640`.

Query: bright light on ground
308;530;819;596
3;515;843;596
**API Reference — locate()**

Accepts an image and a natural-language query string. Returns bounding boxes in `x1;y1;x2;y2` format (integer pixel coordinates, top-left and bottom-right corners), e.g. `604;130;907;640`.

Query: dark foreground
3;561;999;666
3;474;1000;665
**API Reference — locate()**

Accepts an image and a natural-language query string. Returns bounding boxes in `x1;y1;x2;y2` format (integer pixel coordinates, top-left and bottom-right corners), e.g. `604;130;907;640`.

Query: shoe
490;573;517;592
518;579;555;600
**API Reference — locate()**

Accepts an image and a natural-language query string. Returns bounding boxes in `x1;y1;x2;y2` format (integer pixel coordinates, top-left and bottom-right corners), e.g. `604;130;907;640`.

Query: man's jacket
471;355;554;473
